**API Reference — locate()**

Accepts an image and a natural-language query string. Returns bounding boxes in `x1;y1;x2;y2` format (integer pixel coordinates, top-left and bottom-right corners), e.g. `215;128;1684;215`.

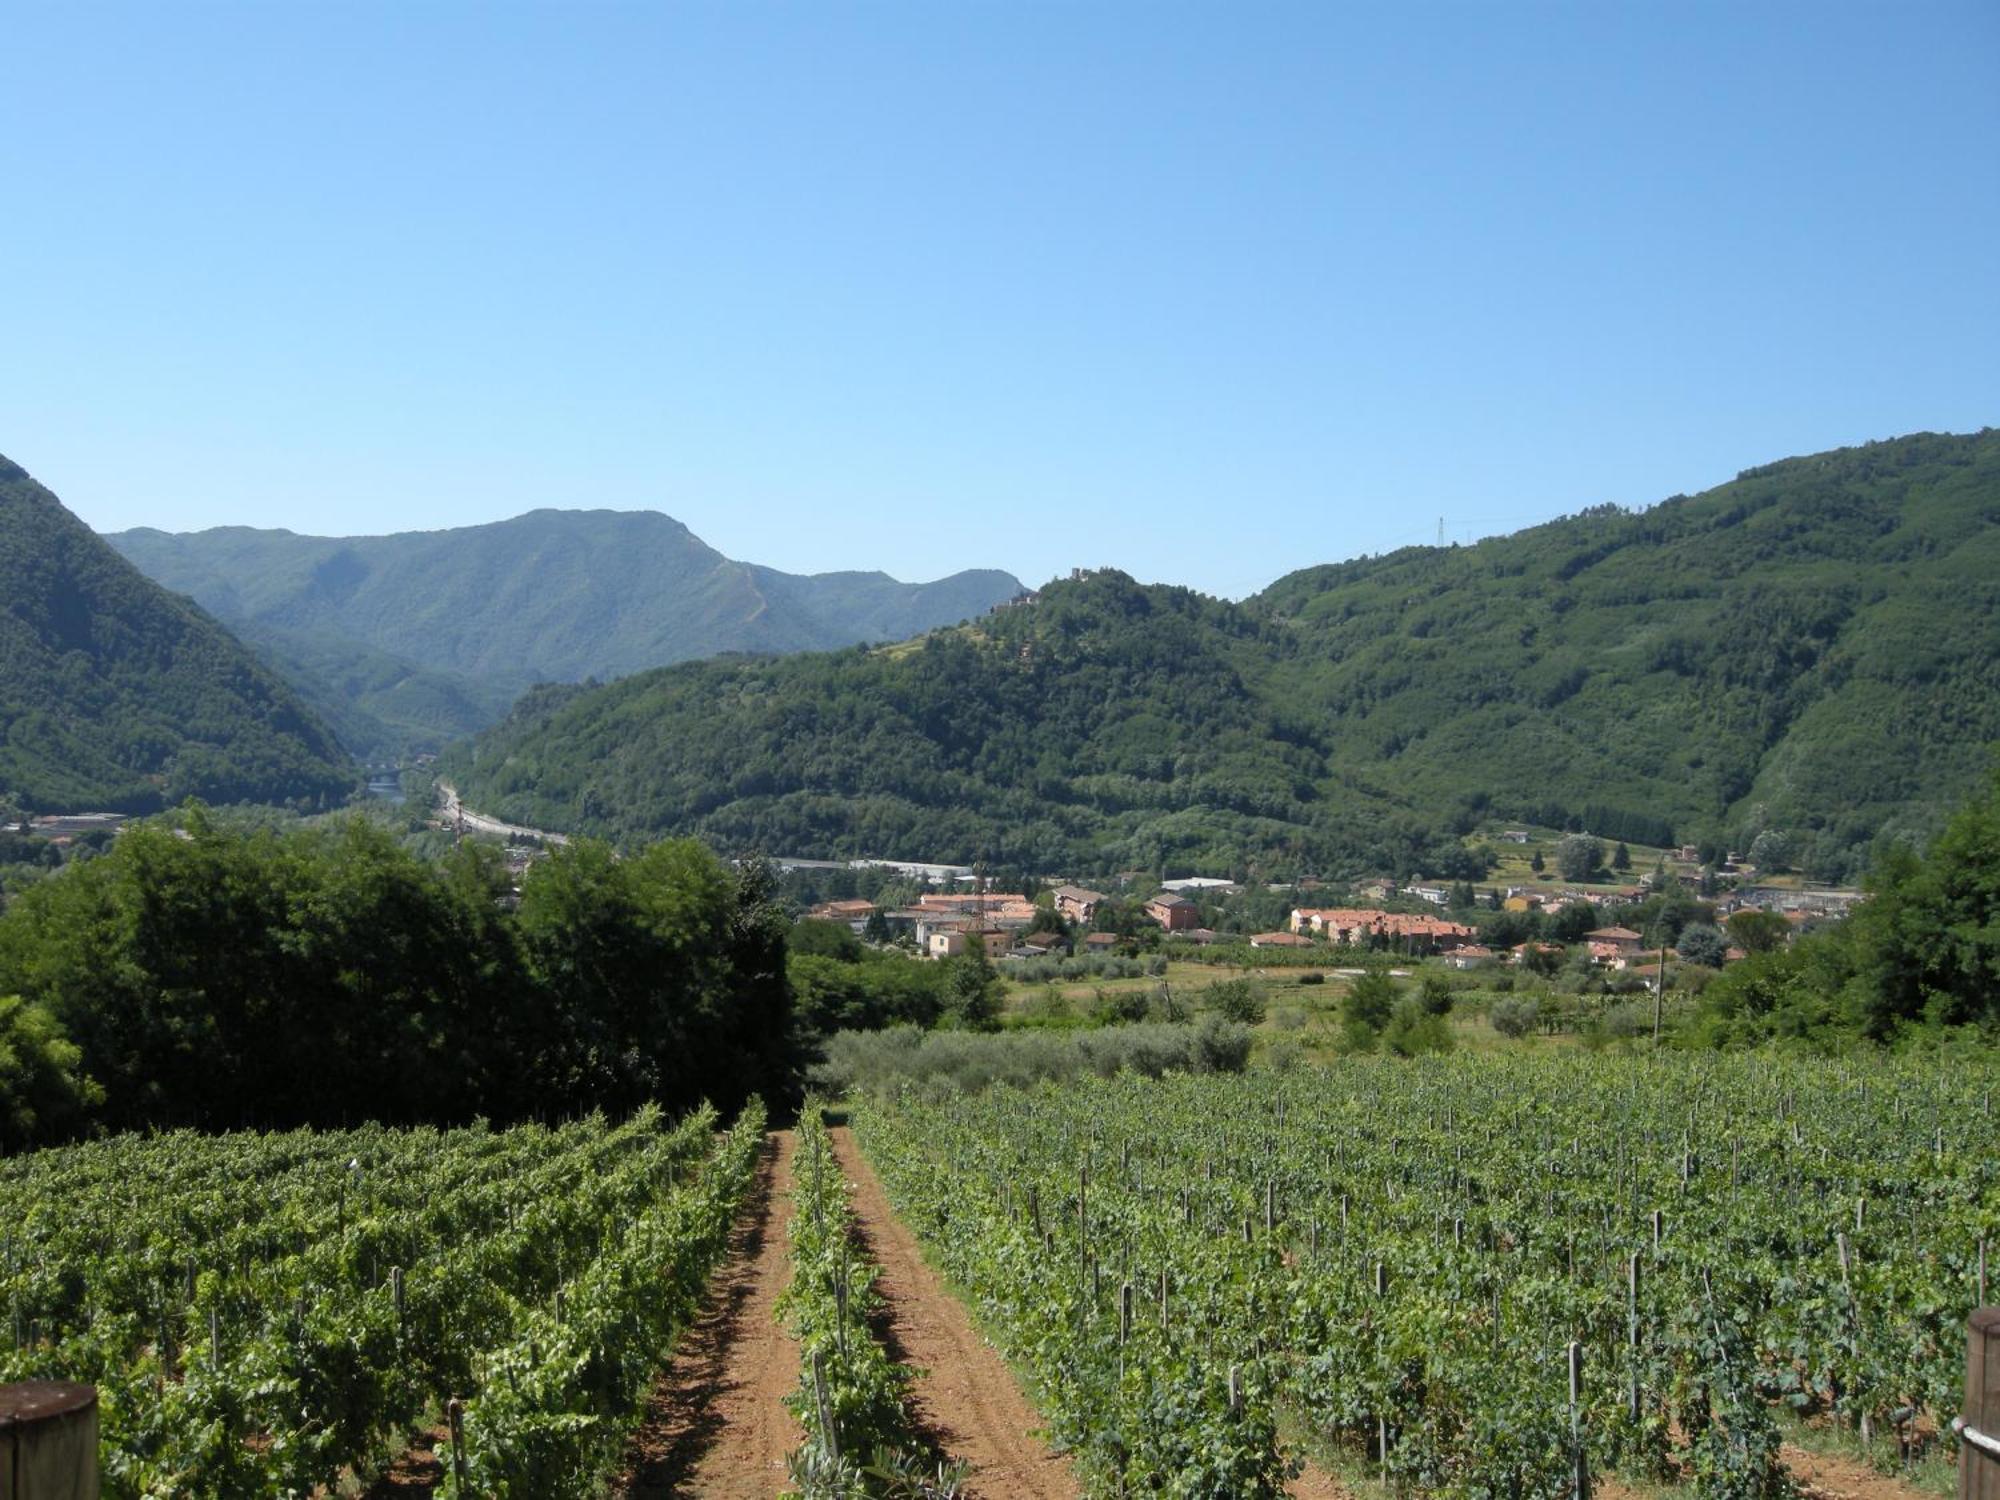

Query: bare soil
612;1130;803;1499
1286;1458;1355;1499
830;1127;1080;1500
358;1425;448;1495
1782;1442;1943;1500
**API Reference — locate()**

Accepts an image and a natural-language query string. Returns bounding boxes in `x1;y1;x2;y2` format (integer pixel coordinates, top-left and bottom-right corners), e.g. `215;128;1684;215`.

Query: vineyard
2;1051;1993;1500
854;1053;1997;1499
780;1103;967;1497
0;1100;764;1498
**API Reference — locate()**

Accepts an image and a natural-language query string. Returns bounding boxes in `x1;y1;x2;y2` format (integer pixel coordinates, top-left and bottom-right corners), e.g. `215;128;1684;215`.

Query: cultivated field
4;1051;1990;1500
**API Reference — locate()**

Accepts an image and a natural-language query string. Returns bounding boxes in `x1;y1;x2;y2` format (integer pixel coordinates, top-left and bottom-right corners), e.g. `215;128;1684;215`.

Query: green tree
944;945;1002;1031
0;810;795;1133
1027;906;1072;942
1676;922;1729;968
1418;972;1456;1016
791;918;864;961
1556;834;1603;883
1699;770;2000;1041
1748;830;1795;871
1612;841;1632;872
1726;908;1790;955
0;993;100;1150
1344;972;1398;1032
1530;848;1546;874
1549;901;1599;943
1523;943;1565;978
1382;996;1455;1056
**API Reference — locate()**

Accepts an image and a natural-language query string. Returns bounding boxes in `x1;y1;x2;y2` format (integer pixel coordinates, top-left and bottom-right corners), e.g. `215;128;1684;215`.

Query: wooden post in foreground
1568;1342;1590;1500
1964;1309;2000;1500
0;1381;98;1500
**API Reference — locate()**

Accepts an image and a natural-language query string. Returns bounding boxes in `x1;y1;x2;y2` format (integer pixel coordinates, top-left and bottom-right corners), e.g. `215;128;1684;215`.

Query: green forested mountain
237;629;518;763
1259;427;2000;869
441;430;2000;879
0;456;356;812
107;511;1023;755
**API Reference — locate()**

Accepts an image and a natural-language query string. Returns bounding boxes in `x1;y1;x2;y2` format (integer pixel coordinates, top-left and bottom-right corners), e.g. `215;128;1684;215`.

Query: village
804;842;1866;974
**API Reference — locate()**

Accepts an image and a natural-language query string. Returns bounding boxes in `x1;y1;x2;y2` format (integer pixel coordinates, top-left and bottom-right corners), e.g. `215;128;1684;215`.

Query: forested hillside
1261;427;2000;870
0;456;356;812
108;510;1022;755
442;431;1999;878
445;575;1350;875
244;628;518;762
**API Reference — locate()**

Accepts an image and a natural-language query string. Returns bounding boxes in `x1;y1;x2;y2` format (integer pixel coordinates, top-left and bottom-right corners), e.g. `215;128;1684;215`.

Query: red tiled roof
1298;907;1477;940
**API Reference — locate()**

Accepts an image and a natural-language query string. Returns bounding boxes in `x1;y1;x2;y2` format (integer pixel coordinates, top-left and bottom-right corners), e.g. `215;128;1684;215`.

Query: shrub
1383;996;1454;1056
1262;1037;1304;1072
1605;999;1653;1040
1017;986;1074;1026
1205;978;1267;1025
811;1021;1251;1097
1191;1015;1255;1073
1337;1017;1379;1055
1490;996;1540;1039
1091;986;1152;1025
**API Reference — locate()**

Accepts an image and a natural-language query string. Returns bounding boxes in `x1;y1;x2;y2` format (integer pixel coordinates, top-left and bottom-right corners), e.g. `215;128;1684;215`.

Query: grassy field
1470;823;1679;887
997;948;1692;1065
999;958;1579;1062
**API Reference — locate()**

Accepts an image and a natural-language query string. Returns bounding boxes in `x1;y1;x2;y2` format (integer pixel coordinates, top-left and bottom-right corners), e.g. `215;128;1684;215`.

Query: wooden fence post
1962;1308;2000;1500
1;1382;99;1500
812;1350;839;1464
1569;1341;1590;1500
446;1396;467;1493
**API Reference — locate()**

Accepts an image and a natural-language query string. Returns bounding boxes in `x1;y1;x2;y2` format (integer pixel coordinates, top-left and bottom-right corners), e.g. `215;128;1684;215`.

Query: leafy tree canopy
0;808;794;1141
1697;768;2000;1043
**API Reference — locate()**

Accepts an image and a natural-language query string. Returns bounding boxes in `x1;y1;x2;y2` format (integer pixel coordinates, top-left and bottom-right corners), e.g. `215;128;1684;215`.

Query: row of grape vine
780;1105;965;1499
2;1100;763;1498
852;1052;1995;1500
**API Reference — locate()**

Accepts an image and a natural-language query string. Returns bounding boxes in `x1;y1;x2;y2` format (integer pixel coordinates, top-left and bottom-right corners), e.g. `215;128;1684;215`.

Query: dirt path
613;1130;802;1499
1782;1442;1940;1500
1271;1440;1937;1500
1286;1458;1352;1499
830;1127;1080;1500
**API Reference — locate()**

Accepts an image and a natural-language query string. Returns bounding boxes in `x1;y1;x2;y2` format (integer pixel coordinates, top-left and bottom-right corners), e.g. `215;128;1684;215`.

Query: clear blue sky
4;1;1995;598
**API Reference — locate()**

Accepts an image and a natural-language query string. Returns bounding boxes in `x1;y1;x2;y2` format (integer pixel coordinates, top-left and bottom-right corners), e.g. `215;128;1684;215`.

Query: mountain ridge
439;428;2000;880
107;510;1025;756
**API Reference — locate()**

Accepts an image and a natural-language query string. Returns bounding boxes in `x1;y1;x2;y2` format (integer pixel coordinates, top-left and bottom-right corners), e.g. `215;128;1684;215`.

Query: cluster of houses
803;857;1863;966
1272;909;1741;972
1285;907;1480;951
810;891;1078;960
808;883;1226;961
